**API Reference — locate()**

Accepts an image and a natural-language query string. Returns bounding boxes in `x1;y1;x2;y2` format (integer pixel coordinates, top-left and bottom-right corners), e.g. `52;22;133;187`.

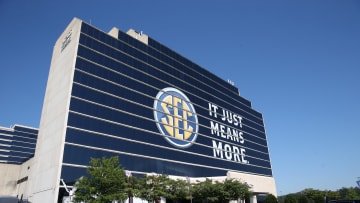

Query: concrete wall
28;18;82;203
169;172;276;197
108;27;119;38
17;159;34;201
126;29;149;45
0;164;20;196
0;158;33;200
227;171;277;196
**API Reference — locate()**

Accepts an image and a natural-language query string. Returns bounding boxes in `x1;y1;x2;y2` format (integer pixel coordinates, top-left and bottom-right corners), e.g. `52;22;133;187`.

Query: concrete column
250;195;257;203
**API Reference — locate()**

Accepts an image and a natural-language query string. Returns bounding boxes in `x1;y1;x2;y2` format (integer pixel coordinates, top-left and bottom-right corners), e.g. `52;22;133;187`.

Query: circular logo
154;87;199;148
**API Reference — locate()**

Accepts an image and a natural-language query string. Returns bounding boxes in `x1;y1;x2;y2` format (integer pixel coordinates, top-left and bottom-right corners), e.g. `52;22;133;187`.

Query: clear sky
1;0;359;195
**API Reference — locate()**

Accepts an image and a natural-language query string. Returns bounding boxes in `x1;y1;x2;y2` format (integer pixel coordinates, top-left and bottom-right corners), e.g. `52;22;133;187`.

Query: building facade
0;125;37;198
1;17;276;202
0;125;37;165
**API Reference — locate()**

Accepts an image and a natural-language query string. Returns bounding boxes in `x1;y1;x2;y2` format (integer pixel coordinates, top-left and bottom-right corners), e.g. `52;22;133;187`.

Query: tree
297;194;308;203
191;178;220;203
139;174;169;203
73;156;128;203
326;190;340;201
223;178;252;202
164;178;190;203
301;188;325;203
338;187;360;199
191;178;252;203
125;175;141;203
264;194;278;203
284;194;297;203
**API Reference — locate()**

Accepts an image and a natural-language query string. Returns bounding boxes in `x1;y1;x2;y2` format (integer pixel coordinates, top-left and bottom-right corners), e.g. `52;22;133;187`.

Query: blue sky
1;0;359;195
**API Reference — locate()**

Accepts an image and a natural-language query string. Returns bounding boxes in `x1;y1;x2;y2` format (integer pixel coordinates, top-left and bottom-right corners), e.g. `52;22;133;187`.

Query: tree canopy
191;178;252;203
73;156;254;203
264;194;278;203
73;156;128;203
279;187;360;203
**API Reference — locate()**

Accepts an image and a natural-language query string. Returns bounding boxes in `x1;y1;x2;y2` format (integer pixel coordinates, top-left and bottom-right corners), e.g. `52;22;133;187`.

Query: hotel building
0;18;276;202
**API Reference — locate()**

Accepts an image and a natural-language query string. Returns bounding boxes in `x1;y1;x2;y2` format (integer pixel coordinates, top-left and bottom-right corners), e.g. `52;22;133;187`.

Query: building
0;125;37;165
0;125;37;198
0;17;276;202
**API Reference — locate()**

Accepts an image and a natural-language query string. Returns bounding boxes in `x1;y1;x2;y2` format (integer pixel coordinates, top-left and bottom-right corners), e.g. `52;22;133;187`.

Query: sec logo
154;87;199;148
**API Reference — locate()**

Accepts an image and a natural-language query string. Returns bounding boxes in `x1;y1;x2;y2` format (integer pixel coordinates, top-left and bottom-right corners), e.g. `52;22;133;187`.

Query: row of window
60;146;270;185
70;76;268;147
81;23;244;107
0;125;37;164
65;108;271;172
61;140;272;182
75;50;266;134
79;26;258;114
67;98;270;159
76;42;258;123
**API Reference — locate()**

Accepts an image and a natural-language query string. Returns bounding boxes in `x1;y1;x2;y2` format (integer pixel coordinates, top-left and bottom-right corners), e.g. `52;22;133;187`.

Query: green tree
125;175;141;203
214;180;227;203
264;194;278;203
284;194;297;203
312;194;325;203
73;156;128;203
191;178;252;203
297;194;308;203
338;187;360;199
356;187;360;197
139;174;169;203
326;190;340;201
302;188;325;203
191;178;219;203
164;178;190;203
223;178;252;202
